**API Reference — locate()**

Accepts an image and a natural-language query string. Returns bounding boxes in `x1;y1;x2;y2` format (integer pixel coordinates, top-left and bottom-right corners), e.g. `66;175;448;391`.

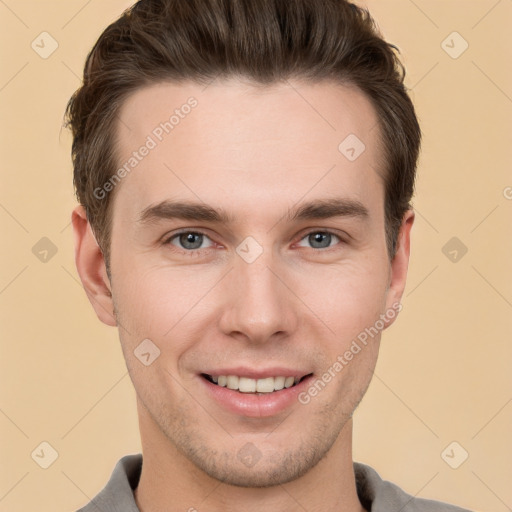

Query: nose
218;249;299;345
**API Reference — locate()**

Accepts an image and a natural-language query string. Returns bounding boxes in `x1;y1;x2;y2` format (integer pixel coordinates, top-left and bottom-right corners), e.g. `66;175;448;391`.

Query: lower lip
199;375;313;418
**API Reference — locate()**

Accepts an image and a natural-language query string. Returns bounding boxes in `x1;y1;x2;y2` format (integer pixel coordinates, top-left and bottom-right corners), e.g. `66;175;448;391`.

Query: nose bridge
219;242;297;343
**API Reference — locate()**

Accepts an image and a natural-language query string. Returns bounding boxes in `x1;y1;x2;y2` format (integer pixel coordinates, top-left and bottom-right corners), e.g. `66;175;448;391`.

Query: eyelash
163;229;345;255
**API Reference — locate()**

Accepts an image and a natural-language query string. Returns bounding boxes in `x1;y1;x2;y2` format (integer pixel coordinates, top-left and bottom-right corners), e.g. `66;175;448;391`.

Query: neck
134;403;365;512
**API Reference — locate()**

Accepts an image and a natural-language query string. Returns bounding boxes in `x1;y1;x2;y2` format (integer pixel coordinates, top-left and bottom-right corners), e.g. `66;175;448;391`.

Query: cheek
293;259;389;342
112;262;220;350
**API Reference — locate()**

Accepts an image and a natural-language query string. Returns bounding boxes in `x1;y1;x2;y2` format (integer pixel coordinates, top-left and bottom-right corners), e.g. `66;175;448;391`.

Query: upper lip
201;367;312;379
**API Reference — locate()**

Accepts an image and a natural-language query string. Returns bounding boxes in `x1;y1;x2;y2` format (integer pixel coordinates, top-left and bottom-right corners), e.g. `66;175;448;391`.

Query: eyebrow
137;197;369;226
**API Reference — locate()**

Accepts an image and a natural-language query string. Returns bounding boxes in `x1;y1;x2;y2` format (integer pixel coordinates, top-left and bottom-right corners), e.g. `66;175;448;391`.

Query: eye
165;231;215;251
296;231;342;250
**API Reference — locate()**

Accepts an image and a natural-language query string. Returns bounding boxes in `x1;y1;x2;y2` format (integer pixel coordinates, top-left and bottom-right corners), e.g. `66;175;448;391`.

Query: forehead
112;78;384;224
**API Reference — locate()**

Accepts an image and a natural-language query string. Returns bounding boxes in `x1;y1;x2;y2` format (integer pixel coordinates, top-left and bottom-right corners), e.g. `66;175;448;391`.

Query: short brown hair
65;0;421;273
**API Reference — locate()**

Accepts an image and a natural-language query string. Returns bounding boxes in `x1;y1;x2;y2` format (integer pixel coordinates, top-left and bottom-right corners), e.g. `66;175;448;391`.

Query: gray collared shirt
76;453;472;511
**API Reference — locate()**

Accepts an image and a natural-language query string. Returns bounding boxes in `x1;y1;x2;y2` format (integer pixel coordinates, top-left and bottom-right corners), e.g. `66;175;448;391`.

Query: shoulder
75;454;142;512
354;462;474;512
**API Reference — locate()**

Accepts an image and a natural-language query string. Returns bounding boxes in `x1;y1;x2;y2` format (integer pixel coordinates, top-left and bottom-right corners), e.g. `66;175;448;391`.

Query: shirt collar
77;453;471;512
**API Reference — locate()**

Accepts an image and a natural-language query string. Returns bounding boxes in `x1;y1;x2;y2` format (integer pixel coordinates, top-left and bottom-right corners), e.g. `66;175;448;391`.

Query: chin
176;417;347;488
189;447;323;488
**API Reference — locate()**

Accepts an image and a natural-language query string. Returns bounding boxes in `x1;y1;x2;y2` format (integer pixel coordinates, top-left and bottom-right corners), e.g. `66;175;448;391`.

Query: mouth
201;373;313;394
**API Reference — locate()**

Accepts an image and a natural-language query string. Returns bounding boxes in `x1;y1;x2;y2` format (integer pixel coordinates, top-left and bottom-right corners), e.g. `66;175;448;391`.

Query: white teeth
208;374;304;393
226;375;239;390
256;377;275;393
239;377;257;392
273;376;285;390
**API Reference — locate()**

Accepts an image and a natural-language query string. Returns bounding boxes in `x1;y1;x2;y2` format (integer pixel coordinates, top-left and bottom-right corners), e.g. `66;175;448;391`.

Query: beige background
0;1;511;511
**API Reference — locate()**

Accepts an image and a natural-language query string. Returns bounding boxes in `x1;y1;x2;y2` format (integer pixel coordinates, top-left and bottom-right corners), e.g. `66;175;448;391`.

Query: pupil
310;232;330;249
181;233;202;249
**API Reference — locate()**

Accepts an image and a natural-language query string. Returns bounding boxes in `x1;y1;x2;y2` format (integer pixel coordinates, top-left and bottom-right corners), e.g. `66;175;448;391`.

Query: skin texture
72;78;414;512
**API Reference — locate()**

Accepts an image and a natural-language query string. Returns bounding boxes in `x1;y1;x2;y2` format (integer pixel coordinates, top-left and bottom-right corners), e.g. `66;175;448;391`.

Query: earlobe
71;205;117;327
384;209;415;328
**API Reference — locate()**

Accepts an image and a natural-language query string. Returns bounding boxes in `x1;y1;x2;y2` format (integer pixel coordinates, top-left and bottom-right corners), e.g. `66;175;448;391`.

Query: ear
383;209;415;328
71;205;117;327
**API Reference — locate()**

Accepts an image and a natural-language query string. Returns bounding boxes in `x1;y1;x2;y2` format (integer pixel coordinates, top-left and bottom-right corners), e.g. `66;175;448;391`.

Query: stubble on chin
142;393;355;489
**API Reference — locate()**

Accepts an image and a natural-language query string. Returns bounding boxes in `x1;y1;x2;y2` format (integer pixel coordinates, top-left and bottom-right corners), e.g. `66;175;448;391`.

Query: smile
199;371;314;417
202;374;311;393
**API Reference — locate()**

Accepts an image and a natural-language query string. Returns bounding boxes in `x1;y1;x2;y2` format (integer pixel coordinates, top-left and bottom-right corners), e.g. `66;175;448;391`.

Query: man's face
94;79;411;486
